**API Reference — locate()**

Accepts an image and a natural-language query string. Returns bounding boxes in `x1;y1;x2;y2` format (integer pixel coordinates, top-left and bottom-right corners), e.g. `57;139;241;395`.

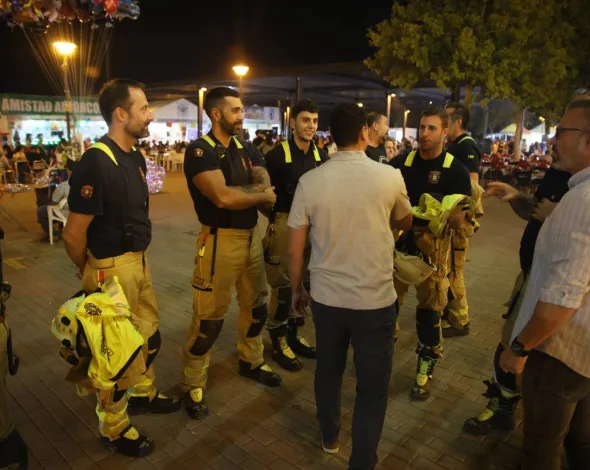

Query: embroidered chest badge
428;171;441;184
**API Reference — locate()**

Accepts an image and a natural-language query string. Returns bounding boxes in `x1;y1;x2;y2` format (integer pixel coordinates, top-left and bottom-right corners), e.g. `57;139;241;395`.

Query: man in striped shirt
501;96;590;470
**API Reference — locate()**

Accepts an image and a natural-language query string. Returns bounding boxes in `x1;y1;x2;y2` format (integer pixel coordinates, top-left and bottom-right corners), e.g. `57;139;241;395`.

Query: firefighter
63;79;181;457
263;100;328;371
443;103;483;337
182;87;281;420
390;108;472;400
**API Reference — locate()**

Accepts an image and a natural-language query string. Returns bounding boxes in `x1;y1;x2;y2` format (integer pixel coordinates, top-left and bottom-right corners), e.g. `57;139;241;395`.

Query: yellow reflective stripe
443;152;454;168
313;145;321;162
132;146;137;151
232;136;244;149
200;135;216;148
281;141;292;163
89;143;118;166
404;151;416;167
458;135;476;144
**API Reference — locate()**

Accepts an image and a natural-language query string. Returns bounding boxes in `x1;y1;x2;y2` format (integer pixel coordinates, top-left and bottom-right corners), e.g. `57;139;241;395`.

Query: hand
499;348;528;375
484;182;520;201
448;211;467;229
292;285;311;316
76;262;86;280
262;186;277;207
532;198;557;222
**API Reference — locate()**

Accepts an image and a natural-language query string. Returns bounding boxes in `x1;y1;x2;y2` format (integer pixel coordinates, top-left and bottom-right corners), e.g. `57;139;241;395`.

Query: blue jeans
312;300;396;470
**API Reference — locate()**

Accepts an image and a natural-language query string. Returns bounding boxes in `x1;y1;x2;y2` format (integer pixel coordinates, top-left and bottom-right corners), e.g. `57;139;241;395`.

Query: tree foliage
366;0;588;157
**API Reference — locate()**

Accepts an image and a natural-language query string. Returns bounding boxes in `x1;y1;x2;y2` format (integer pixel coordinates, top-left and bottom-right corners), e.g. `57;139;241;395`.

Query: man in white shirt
287;103;412;470
37;160;74;240
501;96;590;470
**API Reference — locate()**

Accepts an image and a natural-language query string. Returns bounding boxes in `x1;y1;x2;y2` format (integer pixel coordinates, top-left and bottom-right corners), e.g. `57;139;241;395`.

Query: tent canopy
149;98;199;122
499;123;530;135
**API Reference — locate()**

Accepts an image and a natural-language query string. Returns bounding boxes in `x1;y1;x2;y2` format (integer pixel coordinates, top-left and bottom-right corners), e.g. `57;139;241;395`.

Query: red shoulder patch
81;185;94;198
194;148;204;158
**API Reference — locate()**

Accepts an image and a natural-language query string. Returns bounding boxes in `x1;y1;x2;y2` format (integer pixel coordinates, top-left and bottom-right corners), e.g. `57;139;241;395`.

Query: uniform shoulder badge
194;147;204;158
468;154;475;159
428;171;441;184
84;303;102;316
81;185;94;198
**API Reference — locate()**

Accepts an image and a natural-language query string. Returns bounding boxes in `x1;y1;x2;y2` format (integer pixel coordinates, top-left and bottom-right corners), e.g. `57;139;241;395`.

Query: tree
366;0;505;108
366;0;580;159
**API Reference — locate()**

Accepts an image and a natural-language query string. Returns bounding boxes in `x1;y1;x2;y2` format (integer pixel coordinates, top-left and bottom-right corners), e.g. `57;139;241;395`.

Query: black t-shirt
265;139;328;213
184;132;266;230
519;167;571;274
390;150;472;206
446;133;481;174
365;144;388;164
68;135;151;259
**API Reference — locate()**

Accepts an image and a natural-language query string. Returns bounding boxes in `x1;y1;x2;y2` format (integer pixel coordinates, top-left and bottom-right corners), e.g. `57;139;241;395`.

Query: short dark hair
567;99;590;126
329;103;367;147
422;107;449;129
99;79;146;125
292;100;319;119
445;102;470;129
367;111;385;127
204;87;240;119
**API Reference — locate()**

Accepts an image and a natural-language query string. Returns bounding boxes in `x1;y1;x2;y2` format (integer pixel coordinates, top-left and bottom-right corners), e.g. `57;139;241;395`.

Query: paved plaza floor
1;172;527;470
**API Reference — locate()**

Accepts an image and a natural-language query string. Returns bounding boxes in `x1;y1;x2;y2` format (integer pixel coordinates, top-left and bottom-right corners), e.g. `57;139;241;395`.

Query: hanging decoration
145;158;165;195
0;0;141;31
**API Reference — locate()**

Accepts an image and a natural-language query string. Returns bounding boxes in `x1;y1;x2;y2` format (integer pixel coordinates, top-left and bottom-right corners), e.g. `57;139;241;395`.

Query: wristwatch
510;338;531;357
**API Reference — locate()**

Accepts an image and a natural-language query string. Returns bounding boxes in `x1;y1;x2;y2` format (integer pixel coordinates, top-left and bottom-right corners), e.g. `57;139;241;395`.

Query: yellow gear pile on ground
51;276;144;393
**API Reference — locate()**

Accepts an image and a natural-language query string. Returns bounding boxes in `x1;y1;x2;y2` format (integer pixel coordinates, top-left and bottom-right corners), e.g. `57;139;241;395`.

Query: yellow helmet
51;293;85;351
393;250;437;285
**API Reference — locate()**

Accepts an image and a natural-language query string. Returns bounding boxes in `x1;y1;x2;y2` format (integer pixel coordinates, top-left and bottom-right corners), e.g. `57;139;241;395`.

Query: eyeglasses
555;125;589;139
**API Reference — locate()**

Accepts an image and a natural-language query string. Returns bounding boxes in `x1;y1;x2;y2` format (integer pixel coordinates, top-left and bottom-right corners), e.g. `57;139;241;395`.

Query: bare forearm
288;251;304;290
516;300;577;350
252;166;271;190
63;233;88;272
469;172;479;183
220;188;269;210
510;195;536;220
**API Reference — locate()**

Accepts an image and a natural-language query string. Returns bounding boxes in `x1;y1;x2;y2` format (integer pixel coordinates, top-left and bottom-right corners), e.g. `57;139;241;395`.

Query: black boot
239;360;282;387
442;322;470;338
270;327;303;372
0;429;28;469
463;380;520;435
287;318;316;359
101;425;154;457
184;388;209;419
410;355;436;401
128;391;181;415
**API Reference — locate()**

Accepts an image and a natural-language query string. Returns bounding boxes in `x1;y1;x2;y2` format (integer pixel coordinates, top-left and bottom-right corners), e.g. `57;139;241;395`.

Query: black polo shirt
184;132;266;230
390;150;472;206
68;135;151;259
265;139;328;214
365;144;388;164
446;133;481;174
519;167;571;274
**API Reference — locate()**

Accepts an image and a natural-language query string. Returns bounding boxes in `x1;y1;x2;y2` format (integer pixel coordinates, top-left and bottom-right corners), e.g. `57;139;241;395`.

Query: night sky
1;0;395;96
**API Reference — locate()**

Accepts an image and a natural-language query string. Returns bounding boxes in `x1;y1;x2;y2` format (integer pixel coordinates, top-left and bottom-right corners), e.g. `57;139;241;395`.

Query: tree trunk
464;84;473;108
482;106;489;139
451;84;460;102
513;106;526;161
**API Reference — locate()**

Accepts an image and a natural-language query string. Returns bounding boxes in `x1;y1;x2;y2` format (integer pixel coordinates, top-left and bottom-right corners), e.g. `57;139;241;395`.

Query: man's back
289;150;410;310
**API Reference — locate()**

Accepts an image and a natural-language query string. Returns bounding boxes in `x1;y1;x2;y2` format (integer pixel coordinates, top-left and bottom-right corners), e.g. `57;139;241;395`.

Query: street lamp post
53;41;77;142
386;93;396;128
232;65;249;138
403;109;410;139
198;87;207;137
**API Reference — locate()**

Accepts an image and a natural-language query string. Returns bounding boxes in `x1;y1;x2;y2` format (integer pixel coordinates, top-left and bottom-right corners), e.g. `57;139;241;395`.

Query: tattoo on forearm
236;184;261;194
252;166;270;187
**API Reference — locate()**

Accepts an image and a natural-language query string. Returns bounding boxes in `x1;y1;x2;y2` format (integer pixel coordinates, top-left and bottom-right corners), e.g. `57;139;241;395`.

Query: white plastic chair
48;198;68;245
